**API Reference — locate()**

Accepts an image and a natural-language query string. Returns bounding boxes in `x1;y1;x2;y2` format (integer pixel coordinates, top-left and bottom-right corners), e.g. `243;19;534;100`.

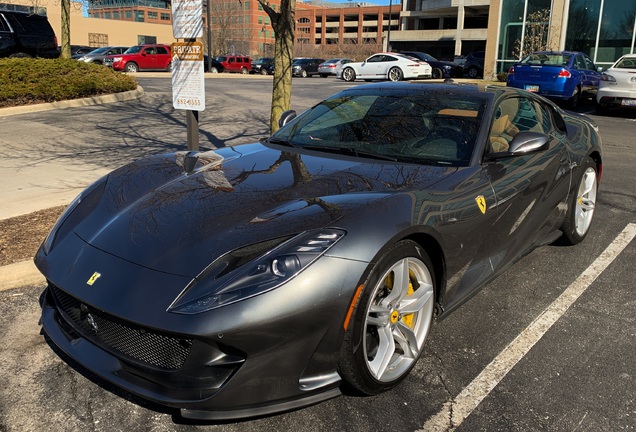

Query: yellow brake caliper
402;270;416;328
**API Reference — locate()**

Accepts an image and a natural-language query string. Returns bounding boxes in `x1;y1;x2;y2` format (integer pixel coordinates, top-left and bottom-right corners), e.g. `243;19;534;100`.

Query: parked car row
506;50;636;114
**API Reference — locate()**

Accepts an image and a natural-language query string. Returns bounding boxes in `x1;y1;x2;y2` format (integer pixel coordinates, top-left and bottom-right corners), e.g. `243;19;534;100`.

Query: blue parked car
507;51;602;108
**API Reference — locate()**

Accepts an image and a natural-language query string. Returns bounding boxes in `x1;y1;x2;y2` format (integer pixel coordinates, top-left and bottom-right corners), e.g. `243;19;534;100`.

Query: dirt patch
0;206;66;267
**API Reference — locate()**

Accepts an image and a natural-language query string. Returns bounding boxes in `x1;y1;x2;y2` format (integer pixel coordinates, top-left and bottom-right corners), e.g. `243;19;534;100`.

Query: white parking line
419;223;636;432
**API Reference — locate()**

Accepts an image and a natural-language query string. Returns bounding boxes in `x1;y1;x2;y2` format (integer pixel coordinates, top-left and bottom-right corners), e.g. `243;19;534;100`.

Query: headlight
42;176;108;254
169;229;346;314
443;65;452;69
113;56;122;62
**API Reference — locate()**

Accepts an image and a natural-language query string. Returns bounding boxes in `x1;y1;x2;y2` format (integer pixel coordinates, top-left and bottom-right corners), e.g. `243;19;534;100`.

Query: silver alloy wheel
210;67;219;73
388;67;403;82
363;257;434;382
575;166;597;236
342;67;356;82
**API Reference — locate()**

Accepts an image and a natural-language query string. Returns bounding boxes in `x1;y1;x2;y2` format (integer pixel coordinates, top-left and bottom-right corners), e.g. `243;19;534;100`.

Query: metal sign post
171;0;204;151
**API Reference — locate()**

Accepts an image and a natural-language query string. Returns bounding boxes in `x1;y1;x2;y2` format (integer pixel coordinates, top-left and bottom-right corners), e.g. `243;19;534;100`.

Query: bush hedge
0;58;137;108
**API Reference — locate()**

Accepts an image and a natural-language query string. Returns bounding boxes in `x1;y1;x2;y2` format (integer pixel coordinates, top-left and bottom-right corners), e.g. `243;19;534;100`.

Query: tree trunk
261;0;295;134
60;0;71;59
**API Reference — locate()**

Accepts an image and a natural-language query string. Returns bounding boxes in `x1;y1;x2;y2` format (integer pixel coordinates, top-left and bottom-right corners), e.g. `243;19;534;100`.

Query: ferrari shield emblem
475;196;487;214
86;272;101;286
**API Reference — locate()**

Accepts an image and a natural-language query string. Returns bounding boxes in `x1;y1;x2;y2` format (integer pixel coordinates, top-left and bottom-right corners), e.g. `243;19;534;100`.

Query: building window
88;33;108;46
258;3;262;10
244;1;249;9
135;10;145;22
298;17;310;24
258;16;263;24
125;10;132;19
113;11;118;19
160;12;170;20
148;11;158;19
138;35;157;44
265;17;269;25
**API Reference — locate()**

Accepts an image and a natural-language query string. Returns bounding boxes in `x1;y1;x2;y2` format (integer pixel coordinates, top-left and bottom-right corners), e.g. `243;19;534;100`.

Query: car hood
72;144;455;278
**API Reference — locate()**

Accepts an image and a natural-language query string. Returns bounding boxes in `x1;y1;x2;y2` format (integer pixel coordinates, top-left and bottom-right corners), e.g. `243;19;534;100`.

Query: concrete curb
0;260;45;292
0;85;145;118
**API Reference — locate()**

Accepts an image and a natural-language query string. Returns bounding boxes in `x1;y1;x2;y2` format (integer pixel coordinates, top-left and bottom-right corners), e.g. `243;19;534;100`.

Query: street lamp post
386;0;392;52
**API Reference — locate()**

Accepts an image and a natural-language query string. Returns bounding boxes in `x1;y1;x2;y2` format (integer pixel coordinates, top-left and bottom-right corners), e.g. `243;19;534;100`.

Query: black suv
463;51;485;78
0;11;59;58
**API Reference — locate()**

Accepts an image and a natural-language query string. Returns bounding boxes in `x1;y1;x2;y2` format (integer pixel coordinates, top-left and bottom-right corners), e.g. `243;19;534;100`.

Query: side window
229;57;235;63
156;47;168;55
0;15;11;33
584;56;595;70
575;55;587;70
531;101;552;134
488;98;520;153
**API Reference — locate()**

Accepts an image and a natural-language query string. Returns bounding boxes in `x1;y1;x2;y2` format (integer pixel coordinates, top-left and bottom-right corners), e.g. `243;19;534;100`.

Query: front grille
50;285;193;370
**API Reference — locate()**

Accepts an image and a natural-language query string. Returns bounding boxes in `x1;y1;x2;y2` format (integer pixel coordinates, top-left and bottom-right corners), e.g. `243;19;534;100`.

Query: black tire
559;157;598;245
432;67;443;79
342;67;356;82
467;66;479;78
9;52;31;58
124;62;138;73
388;67;403;82
338;240;435;395
240;67;248;74
568;87;580;109
320;74;328;78
210;67;219;73
260;68;268;75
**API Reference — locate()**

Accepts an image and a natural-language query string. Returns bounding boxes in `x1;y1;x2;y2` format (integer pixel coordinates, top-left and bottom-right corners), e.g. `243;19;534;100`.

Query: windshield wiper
301;145;398;162
262;137;299;148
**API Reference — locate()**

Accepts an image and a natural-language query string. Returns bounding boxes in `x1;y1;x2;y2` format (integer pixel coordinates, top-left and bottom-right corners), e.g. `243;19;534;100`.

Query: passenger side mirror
278;110;297;128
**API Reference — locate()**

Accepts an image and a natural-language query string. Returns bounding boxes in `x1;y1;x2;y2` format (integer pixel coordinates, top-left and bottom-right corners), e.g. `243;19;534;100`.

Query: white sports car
337;52;432;82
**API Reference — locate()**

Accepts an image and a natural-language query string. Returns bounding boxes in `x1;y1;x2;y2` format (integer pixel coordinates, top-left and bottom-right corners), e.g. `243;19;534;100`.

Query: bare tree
258;0;295;134
513;8;552;60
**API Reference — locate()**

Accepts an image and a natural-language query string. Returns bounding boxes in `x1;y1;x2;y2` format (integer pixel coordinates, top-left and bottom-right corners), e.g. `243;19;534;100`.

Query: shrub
497;72;508;82
0;58;137;108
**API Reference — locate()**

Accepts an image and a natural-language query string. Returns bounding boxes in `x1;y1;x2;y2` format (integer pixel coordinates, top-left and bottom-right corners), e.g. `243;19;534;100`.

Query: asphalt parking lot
0;76;635;431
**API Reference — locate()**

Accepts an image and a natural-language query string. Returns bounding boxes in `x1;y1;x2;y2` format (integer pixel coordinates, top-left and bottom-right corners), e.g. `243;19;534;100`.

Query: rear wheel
342;67;356;82
388;67;403;82
240;67;248;74
210;67;219;73
568;87;581;108
559;157;598;245
9;52;31;58
338;240;435;395
124;62;138;73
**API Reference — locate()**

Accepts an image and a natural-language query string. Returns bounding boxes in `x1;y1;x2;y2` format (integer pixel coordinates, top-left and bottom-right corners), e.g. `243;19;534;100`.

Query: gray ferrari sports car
37;82;602;420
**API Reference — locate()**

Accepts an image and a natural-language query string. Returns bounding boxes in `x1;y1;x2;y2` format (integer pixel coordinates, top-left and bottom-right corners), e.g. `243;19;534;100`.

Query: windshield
271;91;486;166
521;53;571;66
124;46;142;54
89;47;108;54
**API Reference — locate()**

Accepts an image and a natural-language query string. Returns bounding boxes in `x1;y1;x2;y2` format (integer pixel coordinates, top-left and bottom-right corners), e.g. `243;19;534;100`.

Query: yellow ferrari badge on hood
476;196;487;214
87;272;101;286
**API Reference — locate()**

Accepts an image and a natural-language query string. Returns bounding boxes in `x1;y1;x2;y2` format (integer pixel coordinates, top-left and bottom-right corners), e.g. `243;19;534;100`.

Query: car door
481;95;572;272
357;55;389;79
155;46;171;69
0;13;14;57
137;46;155;70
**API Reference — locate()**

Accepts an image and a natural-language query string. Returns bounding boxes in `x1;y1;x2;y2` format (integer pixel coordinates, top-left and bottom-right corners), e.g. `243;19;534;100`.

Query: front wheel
301;69;308;78
559;157;598;245
260;68;268;75
388;67;403;82
467;66;479;78
338;240;435;395
432;67;443;79
210;67;219;73
124;62;138;73
342;67;356;82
